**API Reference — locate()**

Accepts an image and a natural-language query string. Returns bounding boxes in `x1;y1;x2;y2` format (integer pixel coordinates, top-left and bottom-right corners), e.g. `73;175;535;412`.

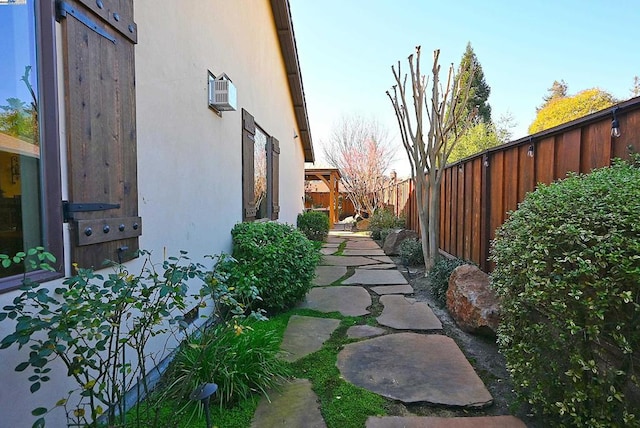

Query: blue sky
289;0;640;175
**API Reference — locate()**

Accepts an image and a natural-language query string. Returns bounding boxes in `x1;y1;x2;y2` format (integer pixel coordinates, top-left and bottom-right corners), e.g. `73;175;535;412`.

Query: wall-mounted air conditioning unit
208;72;237;112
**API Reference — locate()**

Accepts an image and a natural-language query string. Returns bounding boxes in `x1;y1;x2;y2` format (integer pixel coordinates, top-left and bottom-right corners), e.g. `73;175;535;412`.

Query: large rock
382;229;418;256
446;265;500;336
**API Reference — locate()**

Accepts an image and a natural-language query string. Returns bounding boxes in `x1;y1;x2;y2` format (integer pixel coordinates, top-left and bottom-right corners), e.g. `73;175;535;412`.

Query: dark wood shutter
268;137;280;220
58;0;140;268
242;109;256;221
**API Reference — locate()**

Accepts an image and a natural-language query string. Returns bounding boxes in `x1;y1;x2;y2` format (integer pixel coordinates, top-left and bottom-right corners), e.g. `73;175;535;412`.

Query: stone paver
320;247;336;256
251;378;326;428
377;295;442;330
299;286;371;316
313;265;348;286
370;255;395;264
342;248;387;257
344;240;382;250
320;255;379;266
343;269;408;285
337;333;493;407
347;325;386;339
321;242;340;248
370;284;414;295
366;415;526;428
280;315;341;362
360;263;397;270
325;236;346;244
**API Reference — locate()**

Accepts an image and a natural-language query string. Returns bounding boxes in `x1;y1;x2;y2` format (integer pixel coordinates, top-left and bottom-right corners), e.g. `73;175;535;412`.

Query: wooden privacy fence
378;96;640;272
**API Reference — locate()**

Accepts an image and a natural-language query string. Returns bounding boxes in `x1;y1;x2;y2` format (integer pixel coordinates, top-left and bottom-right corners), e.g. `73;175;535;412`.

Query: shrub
490;159;640;427
161;320;289;413
297;211;330;241
427;257;469;306
379;228;393;244
228;221;320;313
369;209;404;240
399;238;423;266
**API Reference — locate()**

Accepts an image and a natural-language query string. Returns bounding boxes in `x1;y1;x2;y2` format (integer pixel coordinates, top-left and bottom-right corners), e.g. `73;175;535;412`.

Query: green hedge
490;158;640;427
427;257;469;306
227;221;320;314
297;211;330;241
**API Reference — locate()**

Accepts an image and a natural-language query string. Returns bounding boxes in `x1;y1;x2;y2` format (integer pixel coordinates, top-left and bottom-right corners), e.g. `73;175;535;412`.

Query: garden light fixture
190;382;218;428
611;107;621;138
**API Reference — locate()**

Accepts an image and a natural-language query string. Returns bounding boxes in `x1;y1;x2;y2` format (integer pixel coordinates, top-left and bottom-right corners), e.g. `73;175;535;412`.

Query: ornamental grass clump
490;158;640;427
227;221;320;314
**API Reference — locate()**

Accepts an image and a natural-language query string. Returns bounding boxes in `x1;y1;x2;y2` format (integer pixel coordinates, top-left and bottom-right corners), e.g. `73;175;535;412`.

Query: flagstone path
251;231;526;428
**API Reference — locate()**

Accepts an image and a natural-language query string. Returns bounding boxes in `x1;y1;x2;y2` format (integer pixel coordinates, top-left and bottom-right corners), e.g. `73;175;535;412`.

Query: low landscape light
190;382;218;428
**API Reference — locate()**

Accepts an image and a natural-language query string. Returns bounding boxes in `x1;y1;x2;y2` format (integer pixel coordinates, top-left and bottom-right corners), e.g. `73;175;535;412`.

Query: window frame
0;0;64;293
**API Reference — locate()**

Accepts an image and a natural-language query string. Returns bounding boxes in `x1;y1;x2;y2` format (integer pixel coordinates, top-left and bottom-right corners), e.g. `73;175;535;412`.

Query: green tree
458;42;491;124
448;113;516;163
448;122;500;163
541;79;568;107
528;88;616;134
631;75;640;98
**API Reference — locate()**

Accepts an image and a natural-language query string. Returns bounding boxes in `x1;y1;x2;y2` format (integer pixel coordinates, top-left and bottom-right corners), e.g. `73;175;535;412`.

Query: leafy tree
323;115;395;216
528;88;617;134
631;75;640;98
541;79;568;107
448;122;501;163
448;113;516;163
458;42;491;124
387;47;474;269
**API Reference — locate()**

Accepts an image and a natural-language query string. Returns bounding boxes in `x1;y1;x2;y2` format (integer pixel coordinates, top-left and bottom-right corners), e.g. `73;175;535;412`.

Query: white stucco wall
0;2;309;426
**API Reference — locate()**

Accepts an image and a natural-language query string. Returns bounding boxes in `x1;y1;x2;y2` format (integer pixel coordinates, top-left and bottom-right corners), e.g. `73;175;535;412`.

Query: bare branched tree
387;46;475;270
323;115;395;216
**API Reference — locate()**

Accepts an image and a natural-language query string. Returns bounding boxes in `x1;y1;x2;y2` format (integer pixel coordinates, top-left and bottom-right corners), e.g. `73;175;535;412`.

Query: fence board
535;136;555;185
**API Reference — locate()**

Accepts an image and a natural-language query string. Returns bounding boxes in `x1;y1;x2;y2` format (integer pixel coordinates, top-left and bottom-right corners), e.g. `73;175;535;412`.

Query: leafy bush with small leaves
0;249;258;428
399;238;423;266
160;319;289;415
228;221;320;314
297;211;330;241
379;228;393;243
491;158;640;427
427;257;470;306
369;209;405;240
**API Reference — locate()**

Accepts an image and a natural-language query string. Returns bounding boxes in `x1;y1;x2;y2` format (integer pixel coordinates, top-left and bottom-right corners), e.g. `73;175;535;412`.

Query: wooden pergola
304;168;341;225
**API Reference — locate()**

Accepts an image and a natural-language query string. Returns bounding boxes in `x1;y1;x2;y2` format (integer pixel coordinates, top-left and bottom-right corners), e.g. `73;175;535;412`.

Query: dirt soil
392;259;543;428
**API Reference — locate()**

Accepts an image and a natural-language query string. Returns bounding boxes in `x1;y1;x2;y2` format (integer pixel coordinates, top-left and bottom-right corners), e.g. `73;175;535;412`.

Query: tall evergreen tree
458;42;491;124
540;79;568;109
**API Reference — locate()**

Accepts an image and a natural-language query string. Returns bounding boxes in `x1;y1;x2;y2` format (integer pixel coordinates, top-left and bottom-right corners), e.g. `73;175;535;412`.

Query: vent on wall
208;72;237;112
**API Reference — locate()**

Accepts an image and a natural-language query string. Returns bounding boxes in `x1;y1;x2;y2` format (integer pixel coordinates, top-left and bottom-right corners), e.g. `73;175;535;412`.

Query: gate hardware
63;201;120;222
56;0;117;43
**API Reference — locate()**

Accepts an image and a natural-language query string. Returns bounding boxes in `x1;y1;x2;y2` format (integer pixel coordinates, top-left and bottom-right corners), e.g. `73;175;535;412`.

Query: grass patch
291;320;387;428
332;241;347;256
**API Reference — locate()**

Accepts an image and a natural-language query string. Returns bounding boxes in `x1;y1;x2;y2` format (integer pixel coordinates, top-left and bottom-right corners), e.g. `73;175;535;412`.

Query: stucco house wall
0;1;313;426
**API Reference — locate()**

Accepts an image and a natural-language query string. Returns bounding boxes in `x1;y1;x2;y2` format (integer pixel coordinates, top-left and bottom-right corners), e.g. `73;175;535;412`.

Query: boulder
382;229;418;256
446;265;500;336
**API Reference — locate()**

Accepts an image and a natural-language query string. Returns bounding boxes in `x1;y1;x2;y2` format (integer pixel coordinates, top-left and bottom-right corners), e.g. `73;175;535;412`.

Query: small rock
446;265;501;336
382;229;418;256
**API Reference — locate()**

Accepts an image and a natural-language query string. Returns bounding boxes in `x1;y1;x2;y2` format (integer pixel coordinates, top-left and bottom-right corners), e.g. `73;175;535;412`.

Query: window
242;109;280;221
0;0;63;289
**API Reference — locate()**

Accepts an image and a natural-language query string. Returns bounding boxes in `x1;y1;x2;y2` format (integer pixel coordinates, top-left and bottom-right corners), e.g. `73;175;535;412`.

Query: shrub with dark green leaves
369;209;405;240
427;257;470;305
399;238;423;266
228;221;320;313
297;211;330;241
490;159;640;427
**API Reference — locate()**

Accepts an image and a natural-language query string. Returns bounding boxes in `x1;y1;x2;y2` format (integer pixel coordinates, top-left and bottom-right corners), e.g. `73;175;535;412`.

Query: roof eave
270;0;315;163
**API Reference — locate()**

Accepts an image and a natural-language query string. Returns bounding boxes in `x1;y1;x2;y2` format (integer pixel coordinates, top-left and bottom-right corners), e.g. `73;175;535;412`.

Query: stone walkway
251;231;526;428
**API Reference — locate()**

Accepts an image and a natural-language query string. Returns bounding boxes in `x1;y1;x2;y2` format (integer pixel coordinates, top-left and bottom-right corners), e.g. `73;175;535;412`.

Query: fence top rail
445;95;640;170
